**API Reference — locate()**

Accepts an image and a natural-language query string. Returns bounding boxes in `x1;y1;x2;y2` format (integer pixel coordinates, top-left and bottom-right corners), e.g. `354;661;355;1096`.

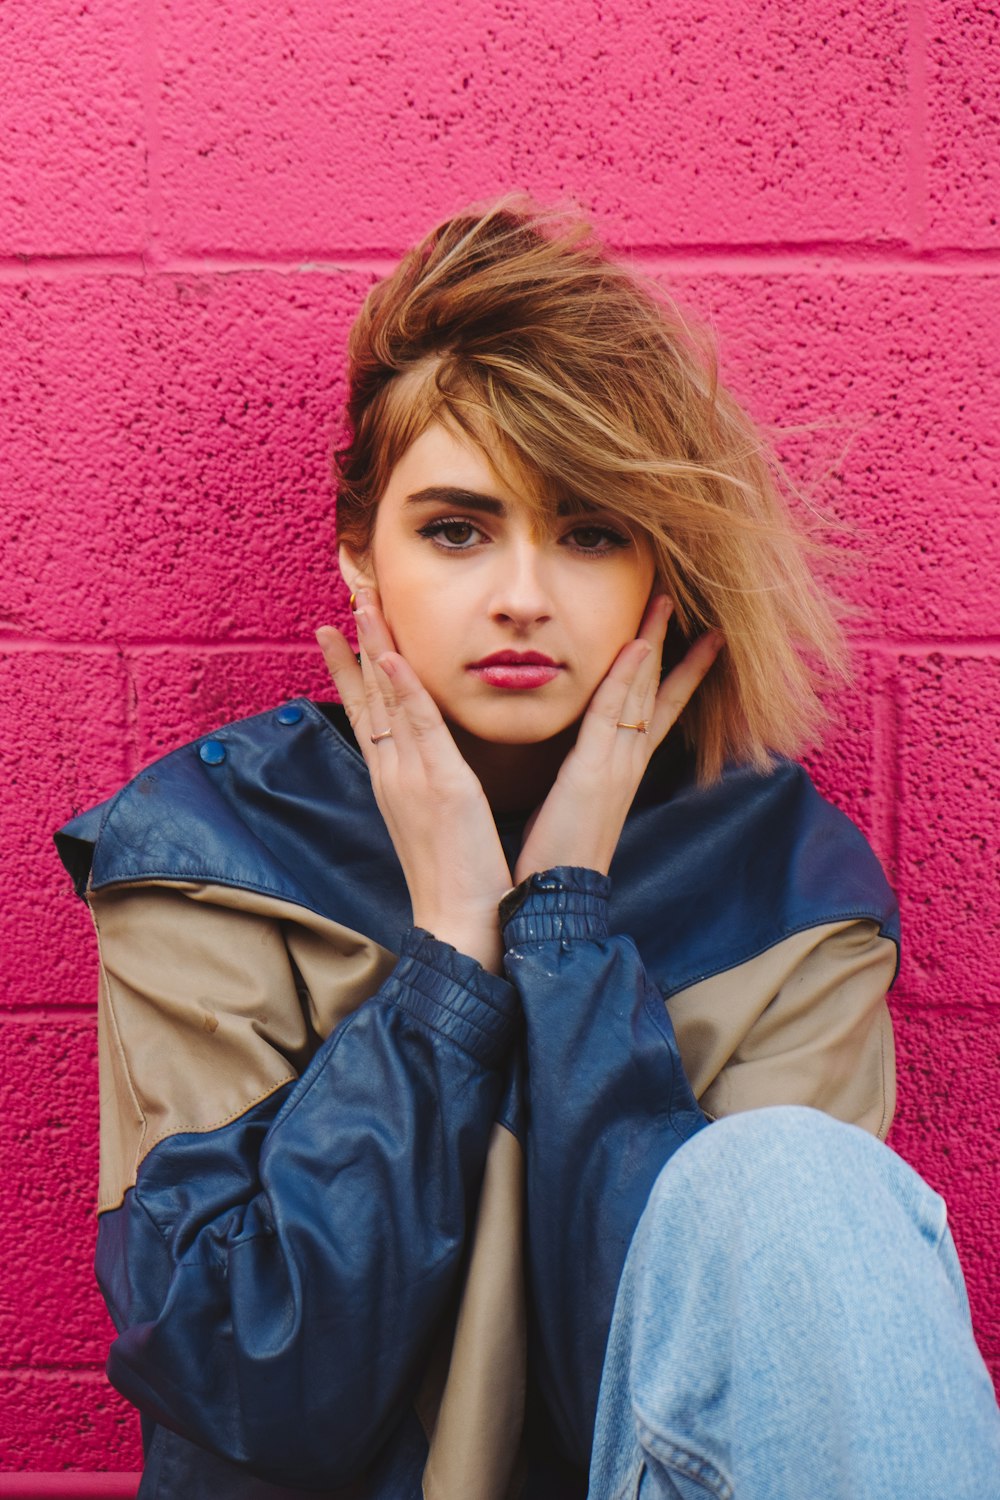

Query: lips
469;650;560;668
467;650;563;691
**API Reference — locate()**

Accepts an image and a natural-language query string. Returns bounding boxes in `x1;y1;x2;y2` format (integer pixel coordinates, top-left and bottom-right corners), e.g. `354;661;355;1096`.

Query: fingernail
354;588;373;610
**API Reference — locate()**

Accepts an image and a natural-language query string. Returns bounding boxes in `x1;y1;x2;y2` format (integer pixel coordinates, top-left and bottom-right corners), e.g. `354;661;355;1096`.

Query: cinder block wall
1;0;997;1483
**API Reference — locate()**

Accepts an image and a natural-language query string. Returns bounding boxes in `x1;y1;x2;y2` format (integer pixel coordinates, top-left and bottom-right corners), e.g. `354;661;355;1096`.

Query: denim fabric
588;1107;1000;1500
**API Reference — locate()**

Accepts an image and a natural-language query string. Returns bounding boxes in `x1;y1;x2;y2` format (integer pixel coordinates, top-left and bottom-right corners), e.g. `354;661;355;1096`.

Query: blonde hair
335;198;846;784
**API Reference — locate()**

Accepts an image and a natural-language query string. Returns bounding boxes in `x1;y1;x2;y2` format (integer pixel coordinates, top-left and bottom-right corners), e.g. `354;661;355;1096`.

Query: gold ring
370;729;393;744
616;721;648;733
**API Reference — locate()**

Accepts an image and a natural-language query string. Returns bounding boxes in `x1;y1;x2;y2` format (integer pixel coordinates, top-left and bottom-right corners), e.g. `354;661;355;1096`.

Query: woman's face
340;420;657;748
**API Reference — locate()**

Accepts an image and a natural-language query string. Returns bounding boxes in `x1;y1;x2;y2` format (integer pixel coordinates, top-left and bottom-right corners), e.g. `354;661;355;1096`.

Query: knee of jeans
644;1105;947;1253
653;1104;861;1187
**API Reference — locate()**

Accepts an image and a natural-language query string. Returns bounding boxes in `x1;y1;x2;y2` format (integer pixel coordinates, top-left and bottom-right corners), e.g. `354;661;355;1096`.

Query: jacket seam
90;904;149;1196
640;978;704;1148
499;910;895;991
658;913;896;999
126;1076;299;1204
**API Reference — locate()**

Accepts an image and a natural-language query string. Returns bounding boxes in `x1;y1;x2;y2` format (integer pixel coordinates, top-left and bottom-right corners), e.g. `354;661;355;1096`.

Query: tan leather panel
95;947;146;1222
667;919;897;1139
420;1123;526;1500
90;881;397;1211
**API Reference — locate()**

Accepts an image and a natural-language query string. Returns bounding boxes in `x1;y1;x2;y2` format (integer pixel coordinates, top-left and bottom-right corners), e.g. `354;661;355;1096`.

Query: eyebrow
405;486;506;515
404;485;590;517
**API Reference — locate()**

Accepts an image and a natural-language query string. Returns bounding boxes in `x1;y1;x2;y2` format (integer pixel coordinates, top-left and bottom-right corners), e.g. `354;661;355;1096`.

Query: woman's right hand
316;591;512;973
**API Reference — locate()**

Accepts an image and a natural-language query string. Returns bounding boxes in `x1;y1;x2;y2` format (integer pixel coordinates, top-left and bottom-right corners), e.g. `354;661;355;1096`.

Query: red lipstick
468;649;562;690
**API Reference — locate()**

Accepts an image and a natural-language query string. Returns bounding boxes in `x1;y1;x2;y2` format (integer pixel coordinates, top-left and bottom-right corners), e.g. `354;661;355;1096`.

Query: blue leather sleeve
95;927;519;1491
502;868;708;1469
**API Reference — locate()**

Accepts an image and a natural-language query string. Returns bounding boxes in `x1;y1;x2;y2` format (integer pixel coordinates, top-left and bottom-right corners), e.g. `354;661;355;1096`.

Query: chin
448;709;580;747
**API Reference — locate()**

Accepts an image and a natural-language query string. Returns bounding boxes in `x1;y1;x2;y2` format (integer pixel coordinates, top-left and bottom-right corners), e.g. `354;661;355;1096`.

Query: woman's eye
566;525;630;553
417;517;484;550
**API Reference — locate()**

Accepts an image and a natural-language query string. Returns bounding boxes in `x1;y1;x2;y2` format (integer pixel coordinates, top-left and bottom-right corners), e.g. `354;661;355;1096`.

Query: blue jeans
588;1107;1000;1500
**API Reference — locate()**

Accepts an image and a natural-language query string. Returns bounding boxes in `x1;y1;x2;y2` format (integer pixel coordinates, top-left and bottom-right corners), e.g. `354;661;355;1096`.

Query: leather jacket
56;698;900;1498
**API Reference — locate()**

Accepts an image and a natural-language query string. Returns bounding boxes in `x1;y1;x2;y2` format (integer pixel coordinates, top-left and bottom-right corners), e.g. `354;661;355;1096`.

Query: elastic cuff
502;867;610;947
383;928;519;1066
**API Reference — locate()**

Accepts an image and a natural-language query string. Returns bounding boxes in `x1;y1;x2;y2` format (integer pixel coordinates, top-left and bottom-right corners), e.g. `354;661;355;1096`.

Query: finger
316;624;398;778
371;649;467;775
577;637;656;748
355;602;457;769
316;625;368;733
353;589;398;661
579;594;672;745
618;593;673;725
356;591;482;777
637;591;674;647
352;595;410;746
650;630;724;740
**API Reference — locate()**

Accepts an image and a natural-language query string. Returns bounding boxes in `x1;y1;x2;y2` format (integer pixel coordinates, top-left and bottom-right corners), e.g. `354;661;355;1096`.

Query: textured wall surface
1;0;997;1485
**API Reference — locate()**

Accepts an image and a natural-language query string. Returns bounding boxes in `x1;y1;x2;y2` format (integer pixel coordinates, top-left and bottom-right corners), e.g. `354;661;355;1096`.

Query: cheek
378;578;455;677
369;546;421;641
582;563;654;635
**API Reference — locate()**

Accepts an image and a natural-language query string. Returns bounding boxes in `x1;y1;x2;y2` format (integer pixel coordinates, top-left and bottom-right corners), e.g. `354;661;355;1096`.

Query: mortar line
1;247;999;283
0;1006;96;1020
873;654;902;892
888;660;904;904
906;0;929;252
118;642;139;780
0;1475;143;1499
856;637;1000;656
0;638;334;652
0;641;122;654
4;635;996;655
138;0;164;267
0;254;149;282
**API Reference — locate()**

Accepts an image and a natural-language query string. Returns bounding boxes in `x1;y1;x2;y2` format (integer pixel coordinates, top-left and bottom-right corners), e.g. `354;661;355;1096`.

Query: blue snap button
276;703;303;725
533;874;560;891
199;739;226;766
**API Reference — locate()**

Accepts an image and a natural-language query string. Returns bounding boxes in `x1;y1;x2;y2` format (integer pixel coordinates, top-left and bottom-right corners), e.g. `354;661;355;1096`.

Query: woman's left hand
513;595;723;884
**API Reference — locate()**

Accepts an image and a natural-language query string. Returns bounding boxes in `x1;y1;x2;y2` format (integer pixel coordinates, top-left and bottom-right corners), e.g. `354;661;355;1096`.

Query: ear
337;541;374;593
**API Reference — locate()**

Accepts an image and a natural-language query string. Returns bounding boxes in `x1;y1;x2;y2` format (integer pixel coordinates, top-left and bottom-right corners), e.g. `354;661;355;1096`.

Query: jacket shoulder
53;700;408;940
613;757;900;995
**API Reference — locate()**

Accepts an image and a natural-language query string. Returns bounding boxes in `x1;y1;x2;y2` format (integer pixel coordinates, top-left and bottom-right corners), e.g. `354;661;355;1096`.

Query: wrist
500;867;611;948
514;848;613;886
395;929;518;1062
410;915;503;974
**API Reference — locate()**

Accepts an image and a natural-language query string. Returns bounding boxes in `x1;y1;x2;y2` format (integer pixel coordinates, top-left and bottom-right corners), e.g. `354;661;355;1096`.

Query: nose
486;535;554;631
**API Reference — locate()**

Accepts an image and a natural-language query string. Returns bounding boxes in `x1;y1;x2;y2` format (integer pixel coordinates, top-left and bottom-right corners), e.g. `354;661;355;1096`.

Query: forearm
101;927;519;1487
502;868;707;1465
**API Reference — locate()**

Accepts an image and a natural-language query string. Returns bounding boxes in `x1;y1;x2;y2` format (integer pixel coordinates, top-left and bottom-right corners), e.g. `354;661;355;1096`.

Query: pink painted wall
1;0;997;1483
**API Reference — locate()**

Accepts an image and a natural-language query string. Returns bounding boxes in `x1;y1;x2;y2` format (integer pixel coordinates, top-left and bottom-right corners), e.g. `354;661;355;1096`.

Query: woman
57;202;1000;1499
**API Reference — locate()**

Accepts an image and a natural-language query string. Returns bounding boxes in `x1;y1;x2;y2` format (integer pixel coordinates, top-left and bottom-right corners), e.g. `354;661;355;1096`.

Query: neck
447;721;580;818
